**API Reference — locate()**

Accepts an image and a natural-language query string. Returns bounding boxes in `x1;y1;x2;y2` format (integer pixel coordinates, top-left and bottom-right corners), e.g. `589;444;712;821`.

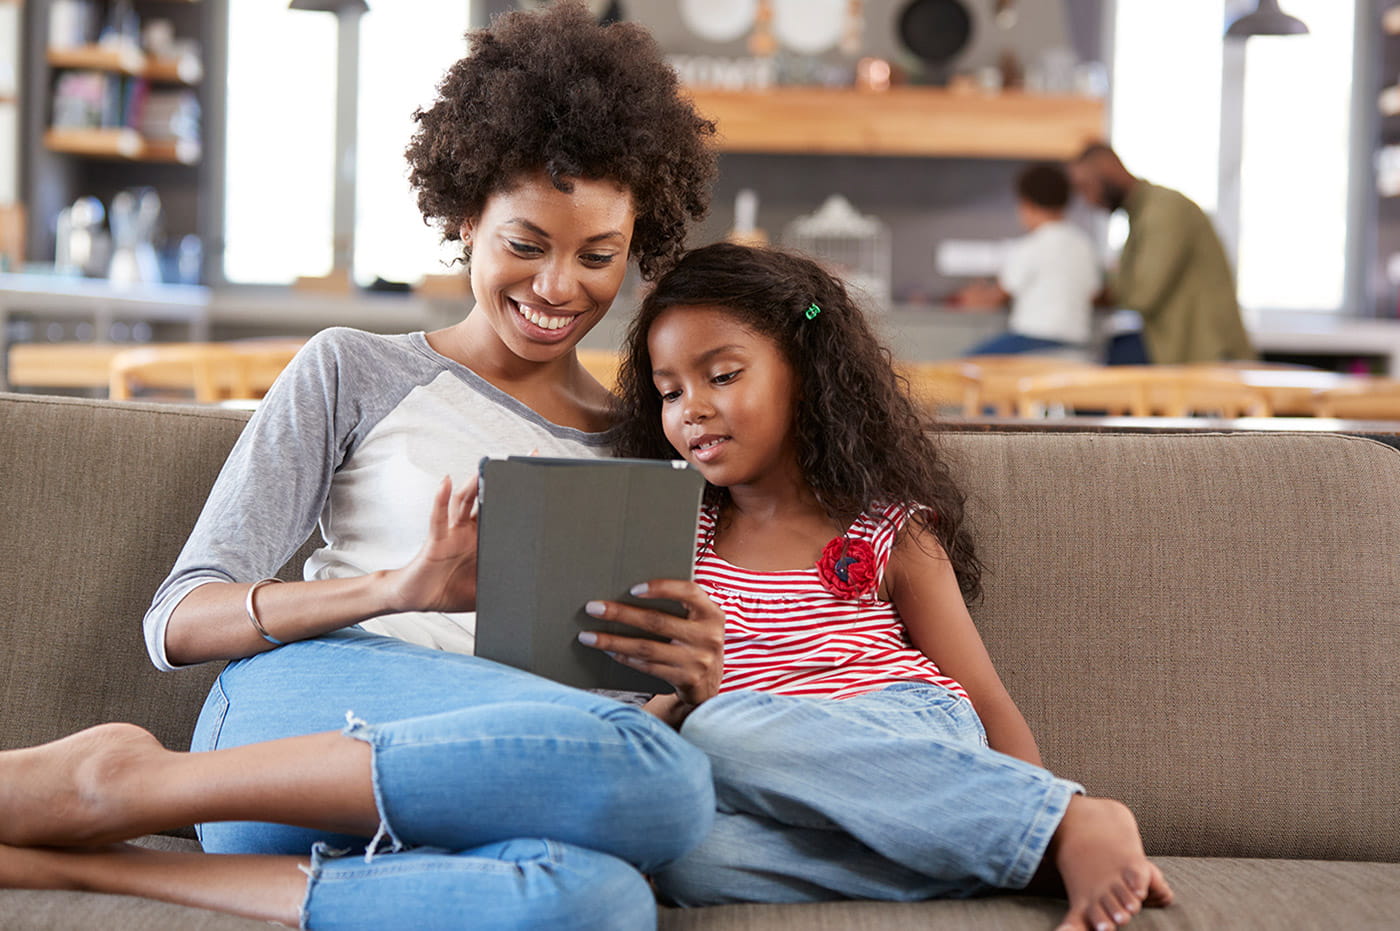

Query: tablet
474;456;706;693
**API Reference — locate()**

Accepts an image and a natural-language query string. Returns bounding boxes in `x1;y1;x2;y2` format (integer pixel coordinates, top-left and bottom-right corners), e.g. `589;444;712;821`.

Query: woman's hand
579;580;725;718
384;476;480;613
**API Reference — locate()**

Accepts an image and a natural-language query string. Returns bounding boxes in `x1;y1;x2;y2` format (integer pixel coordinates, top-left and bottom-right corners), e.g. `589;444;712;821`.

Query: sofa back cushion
2;394;1397;864
0;393;272;754
941;431;1400;863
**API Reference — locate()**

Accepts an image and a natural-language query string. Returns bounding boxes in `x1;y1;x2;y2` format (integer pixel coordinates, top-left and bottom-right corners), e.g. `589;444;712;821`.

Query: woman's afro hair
405;1;717;280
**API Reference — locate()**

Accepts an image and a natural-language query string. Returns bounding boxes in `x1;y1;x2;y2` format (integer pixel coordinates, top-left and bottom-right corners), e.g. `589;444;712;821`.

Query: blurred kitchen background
3;0;1400;388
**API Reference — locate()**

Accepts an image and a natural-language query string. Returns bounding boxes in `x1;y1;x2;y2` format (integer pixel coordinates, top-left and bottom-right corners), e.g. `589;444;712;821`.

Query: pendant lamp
1225;0;1308;39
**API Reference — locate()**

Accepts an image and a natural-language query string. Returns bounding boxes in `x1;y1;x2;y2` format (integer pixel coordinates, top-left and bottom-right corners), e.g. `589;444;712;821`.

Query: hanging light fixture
1225;0;1309;39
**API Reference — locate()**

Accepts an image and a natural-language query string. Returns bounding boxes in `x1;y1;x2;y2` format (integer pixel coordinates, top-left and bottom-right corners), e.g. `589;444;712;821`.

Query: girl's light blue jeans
189;628;714;930
654;681;1082;906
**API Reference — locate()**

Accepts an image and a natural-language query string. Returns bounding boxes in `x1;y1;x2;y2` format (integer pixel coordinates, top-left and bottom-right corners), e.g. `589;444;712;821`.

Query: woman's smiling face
463;173;636;364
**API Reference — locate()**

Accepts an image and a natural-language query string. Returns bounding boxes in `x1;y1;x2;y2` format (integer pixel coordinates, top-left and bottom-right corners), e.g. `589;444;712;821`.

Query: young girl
585;242;1175;931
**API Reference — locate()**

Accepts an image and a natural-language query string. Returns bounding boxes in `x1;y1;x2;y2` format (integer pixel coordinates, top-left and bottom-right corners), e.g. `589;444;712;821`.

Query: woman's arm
886;524;1043;766
166;476;482;665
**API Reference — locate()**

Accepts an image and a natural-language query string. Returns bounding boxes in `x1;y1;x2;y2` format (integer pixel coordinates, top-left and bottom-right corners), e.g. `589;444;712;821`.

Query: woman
0;4;721;928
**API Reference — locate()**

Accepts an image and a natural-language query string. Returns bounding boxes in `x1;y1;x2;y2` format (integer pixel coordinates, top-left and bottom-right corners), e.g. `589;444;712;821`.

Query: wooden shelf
44;127;200;164
47;45;202;84
684;87;1106;159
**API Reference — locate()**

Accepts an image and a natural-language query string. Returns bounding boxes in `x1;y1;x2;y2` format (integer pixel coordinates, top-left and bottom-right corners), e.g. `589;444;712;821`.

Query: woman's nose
532;259;581;306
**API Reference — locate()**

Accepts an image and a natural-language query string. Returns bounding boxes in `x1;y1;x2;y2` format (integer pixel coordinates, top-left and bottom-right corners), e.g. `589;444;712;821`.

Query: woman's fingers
450;475;479;527
428;475;453;537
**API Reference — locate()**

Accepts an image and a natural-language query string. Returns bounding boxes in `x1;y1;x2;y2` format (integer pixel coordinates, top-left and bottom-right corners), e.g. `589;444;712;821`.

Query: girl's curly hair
405;1;716;280
611;242;983;601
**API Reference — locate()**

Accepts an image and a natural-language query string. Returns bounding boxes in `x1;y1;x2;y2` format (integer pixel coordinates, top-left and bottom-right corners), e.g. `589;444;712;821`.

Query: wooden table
939;415;1400;450
8;339;306;397
1228;369;1360;416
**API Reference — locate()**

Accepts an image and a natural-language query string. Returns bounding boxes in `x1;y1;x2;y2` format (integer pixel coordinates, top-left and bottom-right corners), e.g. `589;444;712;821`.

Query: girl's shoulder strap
848;502;931;582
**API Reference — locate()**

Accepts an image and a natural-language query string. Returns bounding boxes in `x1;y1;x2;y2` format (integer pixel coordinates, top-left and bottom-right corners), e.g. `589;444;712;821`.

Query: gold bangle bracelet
245;578;286;646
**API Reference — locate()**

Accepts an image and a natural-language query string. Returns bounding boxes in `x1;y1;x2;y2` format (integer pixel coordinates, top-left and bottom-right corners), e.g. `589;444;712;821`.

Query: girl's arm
886;524;1043;767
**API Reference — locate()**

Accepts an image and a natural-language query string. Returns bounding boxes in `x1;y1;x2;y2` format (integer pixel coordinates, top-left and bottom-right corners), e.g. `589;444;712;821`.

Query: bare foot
1049;796;1174;931
0;723;168;846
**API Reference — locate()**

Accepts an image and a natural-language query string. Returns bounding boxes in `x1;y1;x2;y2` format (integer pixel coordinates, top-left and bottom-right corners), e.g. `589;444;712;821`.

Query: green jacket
1112;182;1255;364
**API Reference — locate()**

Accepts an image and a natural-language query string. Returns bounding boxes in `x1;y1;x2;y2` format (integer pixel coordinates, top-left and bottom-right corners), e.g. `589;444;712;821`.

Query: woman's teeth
515;302;574;331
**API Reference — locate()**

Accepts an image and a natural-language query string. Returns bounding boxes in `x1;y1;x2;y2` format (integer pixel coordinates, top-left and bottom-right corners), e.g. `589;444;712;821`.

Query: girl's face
462;172;636;364
648;305;802;493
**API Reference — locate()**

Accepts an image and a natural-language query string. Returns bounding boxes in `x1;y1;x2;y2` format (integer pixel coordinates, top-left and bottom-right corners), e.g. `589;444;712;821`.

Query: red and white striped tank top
694;503;969;702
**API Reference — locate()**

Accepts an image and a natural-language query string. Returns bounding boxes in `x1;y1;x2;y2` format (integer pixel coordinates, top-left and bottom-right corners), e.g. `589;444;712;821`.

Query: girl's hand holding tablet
580;579;725;723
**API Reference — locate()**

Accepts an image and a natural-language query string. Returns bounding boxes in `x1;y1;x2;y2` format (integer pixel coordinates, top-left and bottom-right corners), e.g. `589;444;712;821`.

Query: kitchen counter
7;275;1400;391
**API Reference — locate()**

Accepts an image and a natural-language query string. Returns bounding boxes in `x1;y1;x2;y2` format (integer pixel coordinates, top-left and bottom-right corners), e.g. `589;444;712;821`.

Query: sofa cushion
657;857;1400;930
0;394;244;753
939;431;1400;864
4;854;1394;930
0;394;305;755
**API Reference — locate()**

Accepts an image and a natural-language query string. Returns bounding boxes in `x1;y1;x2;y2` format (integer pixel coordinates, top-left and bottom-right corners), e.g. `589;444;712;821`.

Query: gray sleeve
141;328;414;670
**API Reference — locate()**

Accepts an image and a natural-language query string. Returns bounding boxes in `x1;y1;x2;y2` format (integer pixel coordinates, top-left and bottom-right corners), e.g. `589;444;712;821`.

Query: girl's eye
712;370;741;385
658;389;681;403
508;240;543;256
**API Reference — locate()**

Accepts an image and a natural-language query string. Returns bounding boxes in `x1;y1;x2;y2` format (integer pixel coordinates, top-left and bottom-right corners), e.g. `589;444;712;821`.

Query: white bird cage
782;195;891;309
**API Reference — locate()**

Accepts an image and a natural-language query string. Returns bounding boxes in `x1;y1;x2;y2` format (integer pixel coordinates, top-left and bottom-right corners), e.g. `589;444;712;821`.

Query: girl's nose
683;394;713;423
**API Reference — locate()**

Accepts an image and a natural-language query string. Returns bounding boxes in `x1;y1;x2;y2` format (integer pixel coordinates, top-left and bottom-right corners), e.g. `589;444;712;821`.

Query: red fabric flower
816;536;878;599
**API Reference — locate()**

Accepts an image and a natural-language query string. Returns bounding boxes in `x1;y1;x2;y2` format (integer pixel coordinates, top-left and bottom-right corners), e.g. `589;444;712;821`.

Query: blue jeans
190;628;714;930
653;682;1081;906
964;332;1079;356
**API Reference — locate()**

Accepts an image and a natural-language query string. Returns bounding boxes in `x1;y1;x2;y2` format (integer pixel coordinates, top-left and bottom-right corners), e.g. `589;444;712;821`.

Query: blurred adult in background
1069;143;1255;365
953;162;1100;360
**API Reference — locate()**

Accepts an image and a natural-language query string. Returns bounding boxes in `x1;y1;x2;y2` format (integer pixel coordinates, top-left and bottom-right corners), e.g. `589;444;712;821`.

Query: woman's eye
581;253;617;267
508;240;543;256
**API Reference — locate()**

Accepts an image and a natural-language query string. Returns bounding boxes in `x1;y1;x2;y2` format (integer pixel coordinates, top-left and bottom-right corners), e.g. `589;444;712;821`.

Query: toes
1143;863;1175;907
1100;892;1132;927
1055;905;1091;931
1083;898;1119;931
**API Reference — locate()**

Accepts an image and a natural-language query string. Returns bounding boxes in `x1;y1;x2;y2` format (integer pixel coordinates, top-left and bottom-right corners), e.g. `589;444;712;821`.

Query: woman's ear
459;218;476;245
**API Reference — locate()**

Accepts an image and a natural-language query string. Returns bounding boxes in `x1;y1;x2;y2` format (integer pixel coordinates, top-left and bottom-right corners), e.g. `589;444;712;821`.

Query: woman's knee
302;839;657;931
602;704;715;863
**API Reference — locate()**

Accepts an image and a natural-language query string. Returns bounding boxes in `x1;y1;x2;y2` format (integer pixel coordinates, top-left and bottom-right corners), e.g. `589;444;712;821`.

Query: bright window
1110;0;1354;313
353;3;471;286
224;1;470;286
1236;0;1354;311
223;3;337;284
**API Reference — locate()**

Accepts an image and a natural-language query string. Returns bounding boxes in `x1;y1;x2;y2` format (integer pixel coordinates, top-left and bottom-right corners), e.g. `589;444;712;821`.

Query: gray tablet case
475;456;706;693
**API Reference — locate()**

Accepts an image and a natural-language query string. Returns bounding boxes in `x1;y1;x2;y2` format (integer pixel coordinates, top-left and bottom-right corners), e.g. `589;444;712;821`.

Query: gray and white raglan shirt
143;327;609;671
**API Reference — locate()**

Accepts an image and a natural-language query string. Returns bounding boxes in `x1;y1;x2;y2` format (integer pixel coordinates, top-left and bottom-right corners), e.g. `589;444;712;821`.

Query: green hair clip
805;302;822;320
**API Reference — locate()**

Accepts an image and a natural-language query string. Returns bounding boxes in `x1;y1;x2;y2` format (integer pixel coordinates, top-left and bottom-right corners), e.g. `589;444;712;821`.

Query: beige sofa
2;390;1398;930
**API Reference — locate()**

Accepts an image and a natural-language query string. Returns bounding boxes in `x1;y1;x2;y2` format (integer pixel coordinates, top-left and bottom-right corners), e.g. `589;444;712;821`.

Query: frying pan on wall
897;0;974;83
